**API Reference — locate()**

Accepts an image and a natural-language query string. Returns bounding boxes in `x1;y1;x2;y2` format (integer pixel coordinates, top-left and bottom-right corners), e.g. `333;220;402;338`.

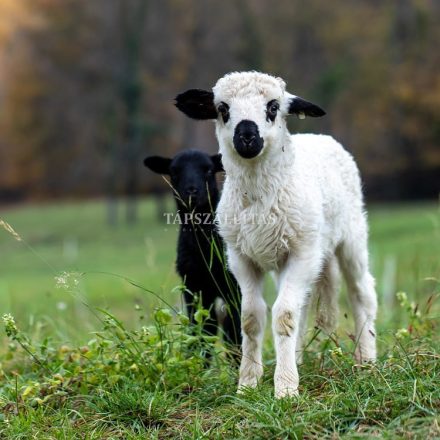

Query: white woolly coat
217;133;365;273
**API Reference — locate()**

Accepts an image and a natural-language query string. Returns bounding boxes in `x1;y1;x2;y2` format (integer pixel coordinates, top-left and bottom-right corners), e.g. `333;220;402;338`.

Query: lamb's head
144;150;223;211
175;71;325;162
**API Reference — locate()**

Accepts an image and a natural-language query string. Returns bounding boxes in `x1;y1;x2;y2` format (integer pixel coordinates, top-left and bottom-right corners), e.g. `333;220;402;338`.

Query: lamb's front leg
227;249;266;391
273;249;322;398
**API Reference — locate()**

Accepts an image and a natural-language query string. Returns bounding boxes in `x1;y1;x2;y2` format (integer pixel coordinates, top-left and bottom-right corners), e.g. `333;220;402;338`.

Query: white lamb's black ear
288;95;326;118
175;89;217;120
143;156;172;175
211;154;224;173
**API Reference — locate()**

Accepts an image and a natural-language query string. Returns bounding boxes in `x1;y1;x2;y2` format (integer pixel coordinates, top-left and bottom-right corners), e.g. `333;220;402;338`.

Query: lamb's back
291;134;365;248
292;133;363;207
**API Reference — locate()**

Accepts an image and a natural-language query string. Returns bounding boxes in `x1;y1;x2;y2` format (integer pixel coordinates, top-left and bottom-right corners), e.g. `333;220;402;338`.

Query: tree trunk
119;0;149;224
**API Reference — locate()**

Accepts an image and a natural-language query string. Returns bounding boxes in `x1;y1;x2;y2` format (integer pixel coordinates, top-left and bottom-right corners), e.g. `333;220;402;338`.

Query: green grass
0;199;439;438
0;198;181;337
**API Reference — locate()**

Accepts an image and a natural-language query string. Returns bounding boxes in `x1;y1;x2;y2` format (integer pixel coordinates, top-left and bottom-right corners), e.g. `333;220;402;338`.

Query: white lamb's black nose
233;120;264;159
240;134;256;145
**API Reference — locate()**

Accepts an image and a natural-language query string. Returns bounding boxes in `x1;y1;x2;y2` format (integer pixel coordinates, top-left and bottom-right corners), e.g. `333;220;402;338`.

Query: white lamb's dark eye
217;102;230;123
266;100;279;122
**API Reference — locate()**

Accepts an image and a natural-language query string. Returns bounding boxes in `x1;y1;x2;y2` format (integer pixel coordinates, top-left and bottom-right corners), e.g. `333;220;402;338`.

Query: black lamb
144;149;242;354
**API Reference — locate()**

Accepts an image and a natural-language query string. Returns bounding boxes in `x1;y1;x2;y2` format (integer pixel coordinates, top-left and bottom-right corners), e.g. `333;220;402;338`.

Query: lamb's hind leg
337;224;377;362
295;257;340;364
315;256;340;334
294;303;309;365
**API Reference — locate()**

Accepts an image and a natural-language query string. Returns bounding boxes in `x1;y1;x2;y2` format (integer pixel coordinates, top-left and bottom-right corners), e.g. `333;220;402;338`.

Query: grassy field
0;199;439;438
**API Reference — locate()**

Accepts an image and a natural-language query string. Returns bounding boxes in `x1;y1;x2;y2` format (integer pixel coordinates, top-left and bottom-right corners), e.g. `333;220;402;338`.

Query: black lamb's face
169;151;221;208
144;150;224;210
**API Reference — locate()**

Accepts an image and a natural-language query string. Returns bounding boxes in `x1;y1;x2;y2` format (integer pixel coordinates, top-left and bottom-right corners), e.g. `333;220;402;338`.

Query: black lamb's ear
211;154;224;173
175;89;217;120
143;156;172;175
288;96;326;118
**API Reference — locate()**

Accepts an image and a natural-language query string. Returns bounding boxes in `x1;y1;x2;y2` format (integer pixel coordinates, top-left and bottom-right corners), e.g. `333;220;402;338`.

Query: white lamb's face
212;73;287;159
175;71;326;160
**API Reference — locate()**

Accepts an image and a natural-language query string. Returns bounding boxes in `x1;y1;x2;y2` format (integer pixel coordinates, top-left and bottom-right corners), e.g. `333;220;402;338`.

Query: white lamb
175;71;377;398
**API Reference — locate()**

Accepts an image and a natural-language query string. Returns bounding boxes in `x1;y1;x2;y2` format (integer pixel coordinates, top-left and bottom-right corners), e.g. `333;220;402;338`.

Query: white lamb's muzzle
233;119;264;159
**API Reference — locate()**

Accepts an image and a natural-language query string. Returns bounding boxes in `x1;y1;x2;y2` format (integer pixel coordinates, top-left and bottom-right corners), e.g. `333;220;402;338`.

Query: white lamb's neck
223;133;294;204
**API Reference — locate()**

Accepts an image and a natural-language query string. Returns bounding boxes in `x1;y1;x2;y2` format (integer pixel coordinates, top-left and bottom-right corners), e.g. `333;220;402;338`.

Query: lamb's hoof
274;386;299;399
237;377;259;394
237;386;250;395
354;347;376;364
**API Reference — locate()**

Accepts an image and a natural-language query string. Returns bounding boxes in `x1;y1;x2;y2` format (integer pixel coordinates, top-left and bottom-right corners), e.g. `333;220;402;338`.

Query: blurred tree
236;0;263;70
0;0;42;198
118;0;149;224
1;0;109;198
99;0;150;225
386;0;440;198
